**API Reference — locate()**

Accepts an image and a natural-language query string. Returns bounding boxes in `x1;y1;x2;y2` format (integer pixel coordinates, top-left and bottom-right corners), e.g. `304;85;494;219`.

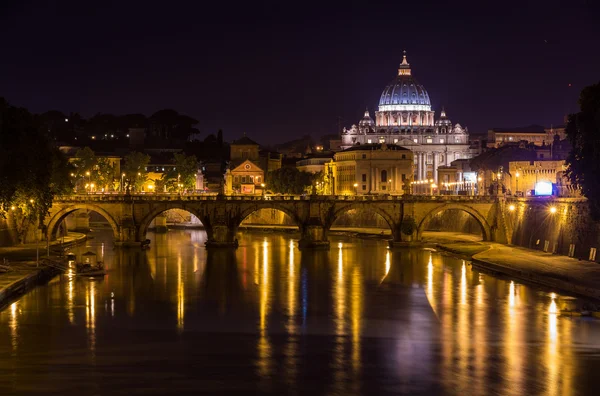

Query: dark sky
1;0;599;144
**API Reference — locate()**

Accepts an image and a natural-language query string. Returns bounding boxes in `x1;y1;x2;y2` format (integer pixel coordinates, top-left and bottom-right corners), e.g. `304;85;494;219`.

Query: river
1;229;600;395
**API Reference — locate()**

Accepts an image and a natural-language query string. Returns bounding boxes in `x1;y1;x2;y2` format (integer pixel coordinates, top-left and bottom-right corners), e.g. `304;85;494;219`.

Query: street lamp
121;173;125;193
353;182;358;195
90;183;95;193
86;171;91;193
515;171;520;195
388;178;392;193
549;206;557;214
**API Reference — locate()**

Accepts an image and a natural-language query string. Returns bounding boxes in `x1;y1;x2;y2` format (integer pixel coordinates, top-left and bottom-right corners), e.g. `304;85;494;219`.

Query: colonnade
415;151;448;183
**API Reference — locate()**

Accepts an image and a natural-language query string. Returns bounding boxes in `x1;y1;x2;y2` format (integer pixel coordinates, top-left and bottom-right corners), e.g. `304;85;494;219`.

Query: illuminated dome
359;108;375;127
378;54;432;112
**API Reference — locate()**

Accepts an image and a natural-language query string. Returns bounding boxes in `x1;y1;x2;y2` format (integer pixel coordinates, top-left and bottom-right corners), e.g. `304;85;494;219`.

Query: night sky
1;0;599;144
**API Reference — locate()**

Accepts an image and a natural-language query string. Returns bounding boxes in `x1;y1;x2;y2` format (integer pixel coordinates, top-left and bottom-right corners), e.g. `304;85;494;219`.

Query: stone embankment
438;240;600;301
0;232;86;309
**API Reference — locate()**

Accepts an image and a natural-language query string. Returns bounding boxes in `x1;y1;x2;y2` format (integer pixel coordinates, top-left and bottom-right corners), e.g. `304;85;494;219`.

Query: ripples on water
1;229;600;395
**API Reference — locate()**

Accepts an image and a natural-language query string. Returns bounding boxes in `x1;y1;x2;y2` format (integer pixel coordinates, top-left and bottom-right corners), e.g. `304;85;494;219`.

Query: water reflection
0;230;598;395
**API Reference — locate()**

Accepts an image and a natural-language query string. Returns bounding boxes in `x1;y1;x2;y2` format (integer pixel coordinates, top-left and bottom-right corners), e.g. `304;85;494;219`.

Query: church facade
340;53;472;182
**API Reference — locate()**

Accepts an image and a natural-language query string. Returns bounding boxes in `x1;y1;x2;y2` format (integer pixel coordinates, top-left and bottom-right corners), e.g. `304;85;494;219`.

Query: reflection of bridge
46;194;509;248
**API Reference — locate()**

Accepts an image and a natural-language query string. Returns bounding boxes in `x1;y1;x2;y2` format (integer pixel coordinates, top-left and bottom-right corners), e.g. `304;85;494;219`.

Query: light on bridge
509;205;516;212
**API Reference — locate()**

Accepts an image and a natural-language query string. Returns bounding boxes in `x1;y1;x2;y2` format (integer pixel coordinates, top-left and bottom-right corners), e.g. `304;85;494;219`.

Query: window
393;138;398;143
381;185;386;190
241;176;247;183
367;139;372;144
455;137;461;143
402;174;406;181
402;154;406;159
362;174;367;182
379;137;385;143
440;138;445;144
454;152;460;160
362;185;366;190
426;138;433;144
381;170;388;182
362;154;366;159
427;153;433;164
413;138;418;143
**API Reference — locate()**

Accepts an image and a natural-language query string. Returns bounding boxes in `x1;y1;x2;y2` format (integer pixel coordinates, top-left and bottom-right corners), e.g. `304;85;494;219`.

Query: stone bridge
45;194;508;249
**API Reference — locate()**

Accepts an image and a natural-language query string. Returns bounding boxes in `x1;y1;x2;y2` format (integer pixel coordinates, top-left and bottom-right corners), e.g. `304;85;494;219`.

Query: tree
123;152;150;192
267;167;314;195
565;82;600;219
161;153;198;192
0;98;73;242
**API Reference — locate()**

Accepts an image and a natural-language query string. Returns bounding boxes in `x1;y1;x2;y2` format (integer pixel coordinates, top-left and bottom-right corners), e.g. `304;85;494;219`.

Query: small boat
76;261;106;277
76;251;106;277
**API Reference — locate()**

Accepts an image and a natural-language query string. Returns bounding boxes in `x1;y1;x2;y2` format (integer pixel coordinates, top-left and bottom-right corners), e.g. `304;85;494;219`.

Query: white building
340;52;472;182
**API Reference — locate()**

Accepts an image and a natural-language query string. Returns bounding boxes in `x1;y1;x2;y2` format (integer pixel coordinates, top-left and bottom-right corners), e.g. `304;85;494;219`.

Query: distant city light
509;204;515;211
534;181;553;196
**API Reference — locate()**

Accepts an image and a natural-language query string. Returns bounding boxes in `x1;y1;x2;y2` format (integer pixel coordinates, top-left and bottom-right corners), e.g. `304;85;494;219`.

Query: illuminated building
327;143;414;195
340;52;471;182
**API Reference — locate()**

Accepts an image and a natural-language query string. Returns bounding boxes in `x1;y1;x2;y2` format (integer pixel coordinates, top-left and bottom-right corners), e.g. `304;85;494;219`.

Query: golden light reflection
284;239;298;388
460;261;467;305
505;280;523;392
85;281;96;355
67;268;75;324
177;254;184;331
380;250;391;284
287;240;297;333
350;266;363;373
426;253;437;314
546;293;559;396
9;302;18;354
257;239;272;379
457;260;469;389
335;243;346;336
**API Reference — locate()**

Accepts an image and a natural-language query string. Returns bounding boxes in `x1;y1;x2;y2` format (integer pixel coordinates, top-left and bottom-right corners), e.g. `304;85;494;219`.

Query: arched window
381;170;388;183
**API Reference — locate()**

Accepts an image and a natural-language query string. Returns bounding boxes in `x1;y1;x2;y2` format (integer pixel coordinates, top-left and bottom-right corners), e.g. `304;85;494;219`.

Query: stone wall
507;199;600;262
423;209;483;236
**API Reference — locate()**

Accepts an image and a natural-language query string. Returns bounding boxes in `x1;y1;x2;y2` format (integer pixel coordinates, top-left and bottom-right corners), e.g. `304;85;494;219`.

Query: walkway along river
1;229;600;395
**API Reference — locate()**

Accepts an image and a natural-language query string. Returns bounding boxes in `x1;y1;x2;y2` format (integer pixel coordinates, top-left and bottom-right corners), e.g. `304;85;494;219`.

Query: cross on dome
398;50;411;75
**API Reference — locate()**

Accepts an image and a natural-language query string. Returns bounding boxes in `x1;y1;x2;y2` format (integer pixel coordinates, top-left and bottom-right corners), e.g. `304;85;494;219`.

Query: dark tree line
0;98;73;241
565;82;600;219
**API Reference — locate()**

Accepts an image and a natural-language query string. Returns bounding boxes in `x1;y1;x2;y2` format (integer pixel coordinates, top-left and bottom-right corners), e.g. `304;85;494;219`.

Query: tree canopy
0;98;73;238
123;152;151;192
266;167;315;195
160;152;198;192
565;82;600;218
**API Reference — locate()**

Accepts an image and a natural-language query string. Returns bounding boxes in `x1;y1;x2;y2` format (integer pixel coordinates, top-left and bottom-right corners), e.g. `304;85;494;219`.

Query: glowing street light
121;173;126;193
509;204;516;212
353;182;358;195
515;171;520;194
549;206;557;214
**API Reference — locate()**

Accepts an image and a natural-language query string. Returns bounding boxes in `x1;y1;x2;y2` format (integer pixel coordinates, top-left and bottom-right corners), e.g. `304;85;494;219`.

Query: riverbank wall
0;264;62;310
506;198;600;262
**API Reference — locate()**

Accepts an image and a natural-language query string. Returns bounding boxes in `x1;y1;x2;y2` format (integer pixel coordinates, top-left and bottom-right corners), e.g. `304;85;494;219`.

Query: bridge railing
54;193;500;203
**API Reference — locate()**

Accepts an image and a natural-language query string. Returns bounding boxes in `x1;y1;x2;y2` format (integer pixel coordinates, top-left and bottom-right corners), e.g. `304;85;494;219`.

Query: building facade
327;143;413;195
340;53;471;183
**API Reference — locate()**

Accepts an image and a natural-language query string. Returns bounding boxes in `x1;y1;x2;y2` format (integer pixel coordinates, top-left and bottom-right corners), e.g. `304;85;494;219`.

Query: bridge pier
205;224;239;249
298;219;330;250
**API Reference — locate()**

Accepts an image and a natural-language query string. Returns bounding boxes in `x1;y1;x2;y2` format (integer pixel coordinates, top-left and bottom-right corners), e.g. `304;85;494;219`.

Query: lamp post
261;183;265;197
515;171;520;196
121;173;125;193
388;178;392;194
353;182;358;195
86;171;91;194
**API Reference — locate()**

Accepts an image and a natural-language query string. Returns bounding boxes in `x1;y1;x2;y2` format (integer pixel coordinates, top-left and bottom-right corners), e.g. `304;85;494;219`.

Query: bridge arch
237;203;303;230
416;203;491;241
47;204;120;241
137;204;205;242
328;202;396;232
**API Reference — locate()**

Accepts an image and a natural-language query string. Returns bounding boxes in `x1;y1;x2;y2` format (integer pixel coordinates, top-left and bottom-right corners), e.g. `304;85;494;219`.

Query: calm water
1;229;600;395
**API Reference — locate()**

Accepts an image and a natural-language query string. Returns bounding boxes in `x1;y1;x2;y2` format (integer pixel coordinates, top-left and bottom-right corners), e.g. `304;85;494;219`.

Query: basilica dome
378;54;431;112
